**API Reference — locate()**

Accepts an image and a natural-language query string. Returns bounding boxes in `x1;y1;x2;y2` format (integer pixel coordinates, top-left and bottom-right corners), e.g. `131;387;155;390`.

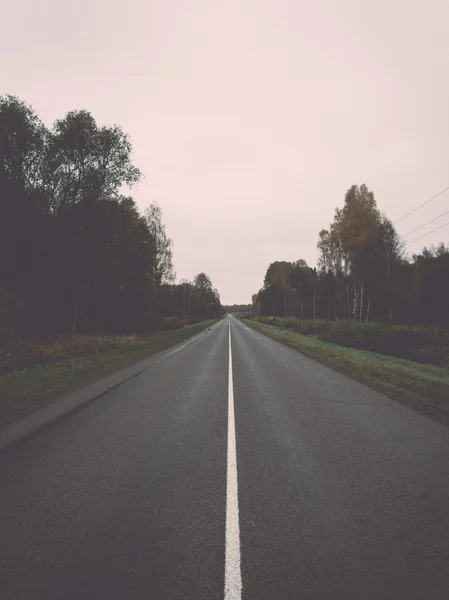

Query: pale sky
3;0;449;303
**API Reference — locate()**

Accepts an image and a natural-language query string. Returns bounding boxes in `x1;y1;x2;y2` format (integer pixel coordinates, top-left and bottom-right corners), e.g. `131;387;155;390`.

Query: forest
252;184;449;328
0;95;222;339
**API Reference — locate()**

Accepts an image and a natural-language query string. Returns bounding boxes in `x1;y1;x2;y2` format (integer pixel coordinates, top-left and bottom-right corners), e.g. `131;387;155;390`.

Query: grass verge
0;320;217;428
243;318;449;426
255;316;449;367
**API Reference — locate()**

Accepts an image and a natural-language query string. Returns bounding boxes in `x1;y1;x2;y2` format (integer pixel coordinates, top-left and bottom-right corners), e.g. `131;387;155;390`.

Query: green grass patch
243;318;449;425
0;320;217;428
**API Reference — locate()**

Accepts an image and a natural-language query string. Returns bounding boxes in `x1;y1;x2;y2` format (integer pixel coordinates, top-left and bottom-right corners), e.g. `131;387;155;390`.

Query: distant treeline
252;184;449;327
223;304;252;315
0;95;221;336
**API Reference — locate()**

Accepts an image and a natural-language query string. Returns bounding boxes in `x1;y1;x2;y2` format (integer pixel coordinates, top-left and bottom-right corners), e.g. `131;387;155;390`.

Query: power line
403;209;449;237
405;220;449;245
394;185;449;225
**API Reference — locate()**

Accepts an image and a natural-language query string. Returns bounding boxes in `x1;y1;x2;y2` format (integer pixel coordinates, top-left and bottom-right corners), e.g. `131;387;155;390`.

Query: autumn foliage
253;184;449;328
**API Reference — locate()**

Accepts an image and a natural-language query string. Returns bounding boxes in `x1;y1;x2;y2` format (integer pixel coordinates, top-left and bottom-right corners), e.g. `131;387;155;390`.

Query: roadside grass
0;316;191;375
0;320;217;428
255;316;449;367
243;318;449;425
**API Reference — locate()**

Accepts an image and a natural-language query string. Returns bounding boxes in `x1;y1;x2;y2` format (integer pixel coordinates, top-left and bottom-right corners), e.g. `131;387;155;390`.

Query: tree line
253;184;449;327
222;304;252;316
0;95;221;336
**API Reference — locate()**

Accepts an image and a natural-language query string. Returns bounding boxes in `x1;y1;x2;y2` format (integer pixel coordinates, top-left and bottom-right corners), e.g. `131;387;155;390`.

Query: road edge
0;321;221;450
241;317;449;428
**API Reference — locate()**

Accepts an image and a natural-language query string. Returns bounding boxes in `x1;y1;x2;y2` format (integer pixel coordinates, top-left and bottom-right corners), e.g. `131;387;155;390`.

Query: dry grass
0;334;142;375
0;317;194;376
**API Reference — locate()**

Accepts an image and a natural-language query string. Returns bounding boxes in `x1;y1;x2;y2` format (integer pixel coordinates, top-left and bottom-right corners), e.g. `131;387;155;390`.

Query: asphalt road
1;315;449;599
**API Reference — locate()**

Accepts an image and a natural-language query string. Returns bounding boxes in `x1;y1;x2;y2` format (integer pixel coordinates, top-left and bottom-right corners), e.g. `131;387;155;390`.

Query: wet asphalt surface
1;315;448;599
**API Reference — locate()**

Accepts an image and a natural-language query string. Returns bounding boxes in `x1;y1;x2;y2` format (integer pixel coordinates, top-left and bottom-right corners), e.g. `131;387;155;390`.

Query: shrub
160;316;187;330
278;317;300;330
259;316;276;325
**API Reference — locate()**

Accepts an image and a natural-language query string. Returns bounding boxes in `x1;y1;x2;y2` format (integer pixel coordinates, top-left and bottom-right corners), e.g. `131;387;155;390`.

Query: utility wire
394;185;449;224
403;209;449;237
405;220;449;245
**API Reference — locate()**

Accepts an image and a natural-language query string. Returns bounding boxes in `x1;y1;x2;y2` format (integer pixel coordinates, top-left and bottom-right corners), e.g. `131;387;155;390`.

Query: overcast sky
3;0;449;303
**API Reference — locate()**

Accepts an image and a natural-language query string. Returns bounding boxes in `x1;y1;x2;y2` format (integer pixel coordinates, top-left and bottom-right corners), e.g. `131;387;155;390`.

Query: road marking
164;336;198;358
225;322;242;600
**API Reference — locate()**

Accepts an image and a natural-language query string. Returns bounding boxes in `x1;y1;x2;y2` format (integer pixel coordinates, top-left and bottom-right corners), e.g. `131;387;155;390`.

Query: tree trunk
313;280;316;319
365;290;371;322
387;254;393;322
345;280;349;319
359;277;364;322
335;277;340;320
352;276;357;319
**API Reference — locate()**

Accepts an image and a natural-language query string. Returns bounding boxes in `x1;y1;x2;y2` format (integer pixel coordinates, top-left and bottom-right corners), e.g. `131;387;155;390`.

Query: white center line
224;321;242;600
